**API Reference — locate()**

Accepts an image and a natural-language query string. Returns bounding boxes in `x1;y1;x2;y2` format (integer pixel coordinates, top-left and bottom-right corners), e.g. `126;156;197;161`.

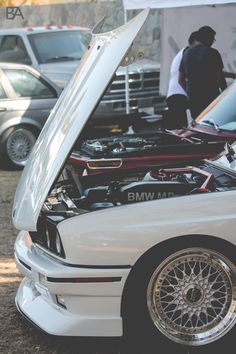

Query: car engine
43;162;236;214
30;159;236;257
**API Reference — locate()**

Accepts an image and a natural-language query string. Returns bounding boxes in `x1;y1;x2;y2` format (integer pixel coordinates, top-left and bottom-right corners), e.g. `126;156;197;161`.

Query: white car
13;9;236;350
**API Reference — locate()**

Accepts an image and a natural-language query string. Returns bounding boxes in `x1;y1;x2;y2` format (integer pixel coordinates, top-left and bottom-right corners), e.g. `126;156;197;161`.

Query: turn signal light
56;294;66;309
87;159;122;169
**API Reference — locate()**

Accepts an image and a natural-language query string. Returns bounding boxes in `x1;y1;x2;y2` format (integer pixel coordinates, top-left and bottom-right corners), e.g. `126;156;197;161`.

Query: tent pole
124;9;130;114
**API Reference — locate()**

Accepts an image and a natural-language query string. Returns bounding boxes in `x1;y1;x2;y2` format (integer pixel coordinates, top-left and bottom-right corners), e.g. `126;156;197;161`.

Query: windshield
28;30;91;64
196;81;236;132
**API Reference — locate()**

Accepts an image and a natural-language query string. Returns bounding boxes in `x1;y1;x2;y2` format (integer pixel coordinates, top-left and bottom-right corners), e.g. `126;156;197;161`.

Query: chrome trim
87;158;123;169
147;248;236;346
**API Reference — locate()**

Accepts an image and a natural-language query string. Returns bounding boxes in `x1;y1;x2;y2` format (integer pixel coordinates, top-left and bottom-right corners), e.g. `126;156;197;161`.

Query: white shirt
167;48;187;98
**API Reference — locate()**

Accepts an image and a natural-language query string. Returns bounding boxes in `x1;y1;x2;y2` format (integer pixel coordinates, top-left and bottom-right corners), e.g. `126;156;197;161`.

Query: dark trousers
166;94;189;129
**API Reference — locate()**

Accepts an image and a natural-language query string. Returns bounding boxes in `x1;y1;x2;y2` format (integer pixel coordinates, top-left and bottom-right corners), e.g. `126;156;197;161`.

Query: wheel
122;243;236;351
2;125;37;168
147;248;236;345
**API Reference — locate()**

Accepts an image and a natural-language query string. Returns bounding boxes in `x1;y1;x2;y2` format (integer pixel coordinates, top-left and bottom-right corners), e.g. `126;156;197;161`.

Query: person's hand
222;71;236;79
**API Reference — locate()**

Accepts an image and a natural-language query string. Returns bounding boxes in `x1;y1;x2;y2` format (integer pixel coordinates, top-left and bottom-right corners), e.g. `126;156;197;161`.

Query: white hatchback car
13;9;236;351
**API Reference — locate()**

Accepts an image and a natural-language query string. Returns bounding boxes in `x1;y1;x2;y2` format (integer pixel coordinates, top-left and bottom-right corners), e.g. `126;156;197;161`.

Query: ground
0;169;235;354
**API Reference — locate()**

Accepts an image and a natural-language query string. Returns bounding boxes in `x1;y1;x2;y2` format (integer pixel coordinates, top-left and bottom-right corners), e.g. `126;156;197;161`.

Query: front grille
98;68;166;114
107;70;160;95
30;215;65;258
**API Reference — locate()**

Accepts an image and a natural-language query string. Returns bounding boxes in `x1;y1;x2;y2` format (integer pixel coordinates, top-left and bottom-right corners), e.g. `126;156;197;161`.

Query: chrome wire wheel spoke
147;248;236;346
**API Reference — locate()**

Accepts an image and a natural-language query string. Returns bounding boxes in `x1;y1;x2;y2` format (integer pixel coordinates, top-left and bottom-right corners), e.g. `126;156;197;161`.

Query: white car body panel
38;62;79;88
57;189;236;266
16;277;123;336
15;231;129;336
14;186;236;336
12;8;149;231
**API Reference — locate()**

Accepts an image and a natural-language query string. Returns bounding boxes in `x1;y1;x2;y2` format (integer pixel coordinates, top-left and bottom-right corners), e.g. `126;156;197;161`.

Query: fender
0;116;42;138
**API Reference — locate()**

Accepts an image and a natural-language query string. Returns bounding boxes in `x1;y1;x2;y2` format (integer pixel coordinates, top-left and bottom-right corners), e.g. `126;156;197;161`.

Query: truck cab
0;25;165;116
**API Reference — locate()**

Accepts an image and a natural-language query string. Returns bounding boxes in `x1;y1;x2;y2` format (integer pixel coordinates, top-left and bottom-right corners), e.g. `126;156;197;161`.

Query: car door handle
0;107;6;112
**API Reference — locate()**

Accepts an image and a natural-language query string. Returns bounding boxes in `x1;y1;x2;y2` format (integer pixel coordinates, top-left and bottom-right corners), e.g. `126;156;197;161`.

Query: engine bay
43;161;236;216
79;133;187;158
32;155;236;257
77;132;215;158
70;131;226;176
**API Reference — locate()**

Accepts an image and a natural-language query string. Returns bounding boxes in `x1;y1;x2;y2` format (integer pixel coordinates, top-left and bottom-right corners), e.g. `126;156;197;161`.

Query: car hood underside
13;9;149;231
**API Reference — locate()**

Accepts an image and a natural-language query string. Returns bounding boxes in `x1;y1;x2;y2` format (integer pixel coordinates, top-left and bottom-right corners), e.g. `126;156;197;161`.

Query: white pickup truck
0;26;164;116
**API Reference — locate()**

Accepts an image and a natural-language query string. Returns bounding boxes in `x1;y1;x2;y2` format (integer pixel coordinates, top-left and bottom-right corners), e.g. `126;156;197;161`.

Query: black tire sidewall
0;125;37;168
122;236;236;352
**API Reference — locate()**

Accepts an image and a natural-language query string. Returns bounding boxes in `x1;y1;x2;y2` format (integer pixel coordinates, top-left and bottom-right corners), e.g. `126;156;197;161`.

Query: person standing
165;31;199;129
179;26;226;119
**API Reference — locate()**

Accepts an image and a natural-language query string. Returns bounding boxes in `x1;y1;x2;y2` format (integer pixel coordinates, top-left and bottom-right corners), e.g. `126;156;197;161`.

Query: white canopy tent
123;0;236;10
122;0;236;112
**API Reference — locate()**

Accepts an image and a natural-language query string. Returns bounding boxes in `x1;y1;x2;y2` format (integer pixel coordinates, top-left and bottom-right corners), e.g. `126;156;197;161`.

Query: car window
3;69;57;98
0;35;31;65
28;30;91;64
197;82;236;132
0;82;7;99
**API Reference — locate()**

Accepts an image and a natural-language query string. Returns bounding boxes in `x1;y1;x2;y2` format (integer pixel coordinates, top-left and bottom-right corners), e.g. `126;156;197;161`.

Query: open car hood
13;9;149;231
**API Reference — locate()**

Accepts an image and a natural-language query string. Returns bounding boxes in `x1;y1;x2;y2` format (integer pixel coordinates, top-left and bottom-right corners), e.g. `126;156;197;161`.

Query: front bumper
97;92;166;115
15;231;130;336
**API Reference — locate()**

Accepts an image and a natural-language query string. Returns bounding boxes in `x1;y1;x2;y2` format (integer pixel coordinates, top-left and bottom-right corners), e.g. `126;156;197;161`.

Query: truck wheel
2;125;37;168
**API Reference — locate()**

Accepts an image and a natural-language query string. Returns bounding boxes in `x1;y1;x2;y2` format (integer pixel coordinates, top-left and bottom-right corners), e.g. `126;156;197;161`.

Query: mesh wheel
147;248;236;346
6;126;36;167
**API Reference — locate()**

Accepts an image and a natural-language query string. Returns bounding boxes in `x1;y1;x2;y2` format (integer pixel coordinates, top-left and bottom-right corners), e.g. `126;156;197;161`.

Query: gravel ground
0;169;235;354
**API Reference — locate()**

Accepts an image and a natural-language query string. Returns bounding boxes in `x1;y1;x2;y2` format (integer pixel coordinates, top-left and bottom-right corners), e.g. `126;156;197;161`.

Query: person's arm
178;56;187;92
218;70;227;91
214;50;227;91
178;71;187;91
223;71;236;79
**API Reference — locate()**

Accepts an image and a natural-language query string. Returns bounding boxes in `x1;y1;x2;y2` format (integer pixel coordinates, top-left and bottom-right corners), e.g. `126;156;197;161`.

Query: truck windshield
28;30;91;64
196;81;236;132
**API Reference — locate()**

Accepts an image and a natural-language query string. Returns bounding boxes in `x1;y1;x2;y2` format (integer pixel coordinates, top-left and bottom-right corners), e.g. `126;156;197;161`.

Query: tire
122;239;236;352
1;125;37;168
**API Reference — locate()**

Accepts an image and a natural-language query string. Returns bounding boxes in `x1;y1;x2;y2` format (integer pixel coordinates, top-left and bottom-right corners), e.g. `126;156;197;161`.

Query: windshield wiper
44;56;80;63
202;119;221;132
